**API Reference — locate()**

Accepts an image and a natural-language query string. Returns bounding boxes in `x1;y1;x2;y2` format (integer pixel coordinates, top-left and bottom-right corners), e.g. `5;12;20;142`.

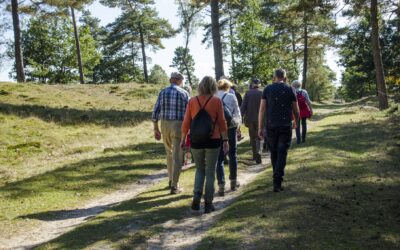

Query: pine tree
11;0;25;82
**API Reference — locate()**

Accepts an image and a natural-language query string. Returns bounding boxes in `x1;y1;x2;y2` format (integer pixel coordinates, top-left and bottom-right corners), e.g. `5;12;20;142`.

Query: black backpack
190;96;216;146
222;93;233;127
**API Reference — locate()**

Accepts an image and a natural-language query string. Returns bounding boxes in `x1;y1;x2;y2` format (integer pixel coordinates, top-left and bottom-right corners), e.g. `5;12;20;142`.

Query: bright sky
0;0;343;84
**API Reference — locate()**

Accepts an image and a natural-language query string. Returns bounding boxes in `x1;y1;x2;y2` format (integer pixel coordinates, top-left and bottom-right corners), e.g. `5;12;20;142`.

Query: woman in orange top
181;76;229;214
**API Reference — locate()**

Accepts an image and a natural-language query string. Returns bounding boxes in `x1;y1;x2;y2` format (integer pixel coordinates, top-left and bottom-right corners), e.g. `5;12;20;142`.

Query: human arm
180;99;192;148
240;92;248;118
217;99;229;154
152;93;162;140
303;90;313;115
231;94;242;126
258;99;266;140
292;101;300;125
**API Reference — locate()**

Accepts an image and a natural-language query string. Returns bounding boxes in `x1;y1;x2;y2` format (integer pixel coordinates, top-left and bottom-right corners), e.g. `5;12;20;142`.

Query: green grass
197;102;400;249
0;83;161;183
0;82;167;240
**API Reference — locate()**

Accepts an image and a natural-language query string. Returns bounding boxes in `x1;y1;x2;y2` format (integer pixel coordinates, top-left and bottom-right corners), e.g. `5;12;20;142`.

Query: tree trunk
291;30;299;77
183;60;192;86
139;24;148;82
71;7;84;84
131;40;136;73
229;12;237;84
183;28;193;85
11;0;25;83
210;0;224;80
370;0;389;110
302;16;308;89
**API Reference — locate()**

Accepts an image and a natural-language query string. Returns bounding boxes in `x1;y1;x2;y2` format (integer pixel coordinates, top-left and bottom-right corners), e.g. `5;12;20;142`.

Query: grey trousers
191;147;220;203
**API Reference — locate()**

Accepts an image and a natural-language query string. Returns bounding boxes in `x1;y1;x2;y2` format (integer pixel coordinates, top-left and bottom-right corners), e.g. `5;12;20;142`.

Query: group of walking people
151;69;313;214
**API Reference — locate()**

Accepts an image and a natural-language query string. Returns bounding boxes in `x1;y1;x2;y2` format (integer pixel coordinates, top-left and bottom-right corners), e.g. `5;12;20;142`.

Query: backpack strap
196;95;213;109
222;93;227;101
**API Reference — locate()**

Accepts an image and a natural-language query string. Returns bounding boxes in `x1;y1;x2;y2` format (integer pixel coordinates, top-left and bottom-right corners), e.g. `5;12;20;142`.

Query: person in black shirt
258;69;300;192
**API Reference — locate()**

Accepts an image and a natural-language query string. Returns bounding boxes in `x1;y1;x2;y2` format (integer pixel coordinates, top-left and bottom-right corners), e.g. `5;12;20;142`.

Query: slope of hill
0;82;166;240
0;83;160;184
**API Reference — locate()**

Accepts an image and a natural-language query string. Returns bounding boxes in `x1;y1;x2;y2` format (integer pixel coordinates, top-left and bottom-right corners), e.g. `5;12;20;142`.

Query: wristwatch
223;138;229;142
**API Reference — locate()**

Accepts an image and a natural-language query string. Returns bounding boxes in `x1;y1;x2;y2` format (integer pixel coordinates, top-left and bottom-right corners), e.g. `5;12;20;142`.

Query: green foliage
170;46;198;85
339;8;400;100
20;15;100;83
148;64;169;85
232;1;276;83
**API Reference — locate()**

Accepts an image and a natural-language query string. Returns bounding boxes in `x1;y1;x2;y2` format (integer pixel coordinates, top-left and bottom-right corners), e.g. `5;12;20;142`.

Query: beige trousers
161;120;184;188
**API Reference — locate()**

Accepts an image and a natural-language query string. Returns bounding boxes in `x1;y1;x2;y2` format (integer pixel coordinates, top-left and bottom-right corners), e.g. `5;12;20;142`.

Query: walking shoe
170;187;183;195
230;180;240;191
218;184;225;196
279;178;284;191
273;178;280;192
191;197;201;211
255;154;262;164
204;202;215;214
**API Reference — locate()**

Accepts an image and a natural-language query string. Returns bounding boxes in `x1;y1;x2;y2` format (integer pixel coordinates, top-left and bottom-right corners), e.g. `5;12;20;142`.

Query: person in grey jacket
215;78;242;196
241;79;263;164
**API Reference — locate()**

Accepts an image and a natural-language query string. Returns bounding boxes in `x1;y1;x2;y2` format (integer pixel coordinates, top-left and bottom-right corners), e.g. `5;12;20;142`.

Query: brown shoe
170;187;183;194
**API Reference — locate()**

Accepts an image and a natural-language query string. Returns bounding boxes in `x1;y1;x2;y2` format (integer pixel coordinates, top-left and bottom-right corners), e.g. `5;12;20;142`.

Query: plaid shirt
152;84;189;122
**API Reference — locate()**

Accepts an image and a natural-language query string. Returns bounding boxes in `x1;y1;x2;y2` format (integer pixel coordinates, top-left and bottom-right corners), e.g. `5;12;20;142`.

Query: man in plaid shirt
152;72;190;194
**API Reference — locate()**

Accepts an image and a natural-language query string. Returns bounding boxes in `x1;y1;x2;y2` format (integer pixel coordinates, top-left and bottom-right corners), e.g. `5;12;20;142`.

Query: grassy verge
0;82;167;239
197;102;400;249
0;82;159;183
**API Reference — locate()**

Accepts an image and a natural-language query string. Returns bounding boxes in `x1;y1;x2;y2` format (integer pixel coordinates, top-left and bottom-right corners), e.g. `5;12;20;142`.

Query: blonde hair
198;76;218;96
217;79;233;91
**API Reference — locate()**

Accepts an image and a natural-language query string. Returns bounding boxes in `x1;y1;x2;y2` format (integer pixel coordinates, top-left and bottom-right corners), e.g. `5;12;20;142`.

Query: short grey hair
198;76;217;96
292;80;301;89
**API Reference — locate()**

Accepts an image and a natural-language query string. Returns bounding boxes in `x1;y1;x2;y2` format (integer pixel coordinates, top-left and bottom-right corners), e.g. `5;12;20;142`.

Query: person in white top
215;79;242;196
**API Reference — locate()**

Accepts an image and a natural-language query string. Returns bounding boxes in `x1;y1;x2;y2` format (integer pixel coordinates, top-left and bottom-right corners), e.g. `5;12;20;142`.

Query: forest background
0;0;399;105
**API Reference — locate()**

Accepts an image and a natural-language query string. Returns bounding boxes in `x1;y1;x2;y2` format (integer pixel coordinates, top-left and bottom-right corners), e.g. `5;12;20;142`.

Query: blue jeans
266;126;292;180
216;127;238;184
295;118;307;143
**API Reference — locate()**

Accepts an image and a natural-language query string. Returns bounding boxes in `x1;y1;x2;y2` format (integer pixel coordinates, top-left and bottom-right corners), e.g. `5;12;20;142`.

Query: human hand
223;141;229;155
154;129;161;141
180;139;186;150
258;128;264;140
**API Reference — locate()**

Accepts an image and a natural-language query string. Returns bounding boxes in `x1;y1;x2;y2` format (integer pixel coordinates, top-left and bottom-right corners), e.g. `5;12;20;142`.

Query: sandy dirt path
145;155;270;250
1;168;173;250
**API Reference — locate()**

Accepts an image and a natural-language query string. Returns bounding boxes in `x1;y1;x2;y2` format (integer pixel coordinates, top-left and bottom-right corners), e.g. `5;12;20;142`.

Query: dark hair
252;78;261;85
273;69;286;79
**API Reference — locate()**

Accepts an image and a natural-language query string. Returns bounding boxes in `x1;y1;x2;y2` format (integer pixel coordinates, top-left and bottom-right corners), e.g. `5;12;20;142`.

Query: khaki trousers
161;120;184;188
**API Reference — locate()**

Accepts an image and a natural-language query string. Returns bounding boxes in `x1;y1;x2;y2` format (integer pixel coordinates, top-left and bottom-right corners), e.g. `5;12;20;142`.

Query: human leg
227;127;239;190
273;127;292;191
161;120;173;186
301;118;307;142
266;127;278;172
295;118;301;144
171;121;184;191
215;143;225;196
191;148;206;210
204;147;220;208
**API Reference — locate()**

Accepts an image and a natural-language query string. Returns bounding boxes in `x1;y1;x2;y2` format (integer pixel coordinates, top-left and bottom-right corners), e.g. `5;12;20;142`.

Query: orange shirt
182;95;228;139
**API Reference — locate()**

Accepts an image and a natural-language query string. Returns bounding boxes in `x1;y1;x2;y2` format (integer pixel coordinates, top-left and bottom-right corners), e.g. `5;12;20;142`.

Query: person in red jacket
291;80;313;144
